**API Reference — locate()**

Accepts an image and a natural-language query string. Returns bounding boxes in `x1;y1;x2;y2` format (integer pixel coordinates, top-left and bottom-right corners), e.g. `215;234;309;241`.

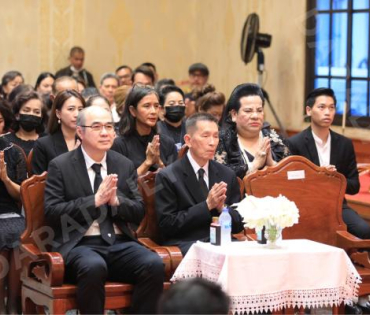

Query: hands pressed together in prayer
95;174;120;208
206;181;227;212
0;151;9;184
253;137;276;170
145;135;164;168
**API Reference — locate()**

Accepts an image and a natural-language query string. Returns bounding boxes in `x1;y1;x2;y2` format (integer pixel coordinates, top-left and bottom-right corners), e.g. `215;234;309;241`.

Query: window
306;0;370;128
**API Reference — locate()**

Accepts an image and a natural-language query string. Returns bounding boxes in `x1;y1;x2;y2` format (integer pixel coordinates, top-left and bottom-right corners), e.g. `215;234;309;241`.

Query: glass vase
264;224;282;249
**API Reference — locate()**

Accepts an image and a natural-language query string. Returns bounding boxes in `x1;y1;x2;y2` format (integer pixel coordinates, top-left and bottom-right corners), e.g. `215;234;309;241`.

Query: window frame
305;0;370;128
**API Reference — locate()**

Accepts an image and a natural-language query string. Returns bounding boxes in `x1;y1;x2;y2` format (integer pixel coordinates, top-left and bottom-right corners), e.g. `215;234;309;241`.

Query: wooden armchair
137;171;183;277
20;172;173;314
177;144;189;159
243;155;370;296
26;149;33;177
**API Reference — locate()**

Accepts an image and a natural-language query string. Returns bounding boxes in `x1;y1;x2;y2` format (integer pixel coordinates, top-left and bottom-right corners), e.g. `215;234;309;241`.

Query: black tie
198;168;209;200
91;163;116;245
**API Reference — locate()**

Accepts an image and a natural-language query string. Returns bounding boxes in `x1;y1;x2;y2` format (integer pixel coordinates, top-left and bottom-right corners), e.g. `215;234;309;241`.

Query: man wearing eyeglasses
44;106;164;314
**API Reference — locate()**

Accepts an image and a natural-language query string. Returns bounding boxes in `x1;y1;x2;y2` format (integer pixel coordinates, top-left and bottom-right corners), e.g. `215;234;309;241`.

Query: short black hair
132;65;155;85
155;78;175;91
35;72;56;90
158;278;230;314
141;62;156;71
186;112;219;134
11;90;47;134
69;46;84;56
115;65;132;73
188;63;209;76
158;85;184;106
306;87;337;108
222;83;264;126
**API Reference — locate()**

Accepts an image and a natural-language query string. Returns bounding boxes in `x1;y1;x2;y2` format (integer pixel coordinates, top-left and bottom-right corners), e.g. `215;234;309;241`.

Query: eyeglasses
81;123;115;132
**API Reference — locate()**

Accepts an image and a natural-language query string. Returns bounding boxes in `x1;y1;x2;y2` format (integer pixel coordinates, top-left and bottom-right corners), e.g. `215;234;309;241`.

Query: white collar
70;66;83;73
187;150;209;177
81;145;107;171
311;130;331;147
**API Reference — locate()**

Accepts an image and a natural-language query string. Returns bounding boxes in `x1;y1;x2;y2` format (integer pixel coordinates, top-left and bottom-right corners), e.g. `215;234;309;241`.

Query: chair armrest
337;231;370;268
138;237;160;249
21;243;65;287
138;237;183;280
336;230;370;250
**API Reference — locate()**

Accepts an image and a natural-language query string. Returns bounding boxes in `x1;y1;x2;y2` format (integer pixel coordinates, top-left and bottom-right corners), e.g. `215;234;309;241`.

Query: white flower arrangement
234;194;300;231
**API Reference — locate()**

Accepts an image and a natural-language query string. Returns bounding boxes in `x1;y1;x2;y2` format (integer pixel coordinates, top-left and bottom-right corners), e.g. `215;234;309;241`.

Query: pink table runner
171;239;361;314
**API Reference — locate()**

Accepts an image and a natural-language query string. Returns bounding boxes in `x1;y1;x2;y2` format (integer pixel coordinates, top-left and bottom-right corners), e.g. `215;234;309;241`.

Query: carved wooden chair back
244;156;347;246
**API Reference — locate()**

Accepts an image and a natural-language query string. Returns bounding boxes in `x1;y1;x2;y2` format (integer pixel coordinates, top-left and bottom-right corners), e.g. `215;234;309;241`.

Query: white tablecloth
171;239;361;314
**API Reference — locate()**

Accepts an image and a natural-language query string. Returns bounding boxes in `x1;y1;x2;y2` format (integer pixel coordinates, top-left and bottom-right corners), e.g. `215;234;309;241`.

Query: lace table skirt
171;240;361;314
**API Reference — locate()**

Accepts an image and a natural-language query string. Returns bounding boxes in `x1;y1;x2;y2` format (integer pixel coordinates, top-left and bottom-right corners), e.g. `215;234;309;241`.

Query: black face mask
18;114;42;132
164;106;186;123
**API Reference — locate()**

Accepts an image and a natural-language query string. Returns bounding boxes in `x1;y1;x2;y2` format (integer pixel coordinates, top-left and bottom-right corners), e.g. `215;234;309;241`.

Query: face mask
18;114;42;132
164;106;185;123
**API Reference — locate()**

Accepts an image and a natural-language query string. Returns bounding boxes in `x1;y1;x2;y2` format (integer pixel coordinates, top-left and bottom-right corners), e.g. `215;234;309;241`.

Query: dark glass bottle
257;226;267;244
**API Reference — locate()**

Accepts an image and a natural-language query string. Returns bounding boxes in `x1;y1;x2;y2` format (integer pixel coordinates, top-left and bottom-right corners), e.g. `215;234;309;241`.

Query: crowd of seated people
0;45;369;314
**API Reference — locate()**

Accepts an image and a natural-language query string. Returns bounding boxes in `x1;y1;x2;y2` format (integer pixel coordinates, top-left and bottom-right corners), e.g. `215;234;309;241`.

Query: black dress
111;130;178;171
215;122;290;178
0;137;27;251
3;132;36;156
157;120;186;151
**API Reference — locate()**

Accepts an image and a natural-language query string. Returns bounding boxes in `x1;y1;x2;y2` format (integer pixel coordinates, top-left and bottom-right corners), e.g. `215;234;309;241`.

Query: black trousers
343;203;370;239
64;236;164;314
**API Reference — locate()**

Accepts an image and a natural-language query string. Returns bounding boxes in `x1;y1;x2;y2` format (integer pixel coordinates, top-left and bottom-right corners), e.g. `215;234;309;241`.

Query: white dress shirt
187;150;209;188
311;130;331;167
81;146;121;235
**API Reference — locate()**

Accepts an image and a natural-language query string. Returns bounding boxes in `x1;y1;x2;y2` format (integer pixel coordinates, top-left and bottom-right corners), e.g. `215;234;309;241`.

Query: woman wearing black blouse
31;90;86;174
4;90;47;156
112;85;177;175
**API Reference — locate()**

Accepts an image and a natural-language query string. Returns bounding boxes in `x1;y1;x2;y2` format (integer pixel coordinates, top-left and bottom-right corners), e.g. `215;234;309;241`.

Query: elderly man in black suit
44;106;164;314
155;113;244;255
287;87;370;240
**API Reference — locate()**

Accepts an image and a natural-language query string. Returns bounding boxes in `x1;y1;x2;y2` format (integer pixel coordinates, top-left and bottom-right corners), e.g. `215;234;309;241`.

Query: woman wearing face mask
112;85;177;176
215;83;290;179
31;90;86;175
3;91;47;156
157;85;187;151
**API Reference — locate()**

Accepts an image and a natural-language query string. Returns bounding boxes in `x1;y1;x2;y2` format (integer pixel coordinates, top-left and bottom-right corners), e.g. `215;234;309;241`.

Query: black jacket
286;126;359;195
31;129;69;175
155;154;244;250
55;66;96;88
44;147;144;258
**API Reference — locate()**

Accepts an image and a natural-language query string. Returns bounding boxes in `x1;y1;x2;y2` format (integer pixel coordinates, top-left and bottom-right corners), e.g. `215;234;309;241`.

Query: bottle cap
212;217;219;224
